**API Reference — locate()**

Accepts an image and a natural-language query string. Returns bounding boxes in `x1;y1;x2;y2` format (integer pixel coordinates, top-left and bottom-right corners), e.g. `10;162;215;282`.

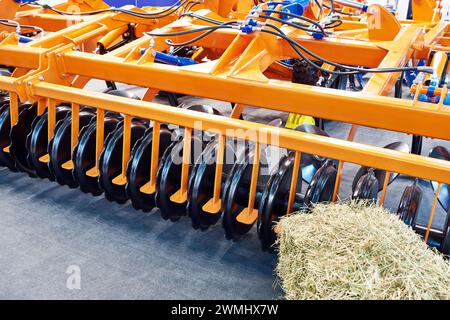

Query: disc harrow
0;0;449;256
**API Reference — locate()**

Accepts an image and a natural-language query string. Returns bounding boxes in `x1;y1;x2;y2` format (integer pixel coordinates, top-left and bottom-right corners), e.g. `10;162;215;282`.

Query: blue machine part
405;59;426;87
241;19;258;34
265;0;310;19
140;49;197;66
19;36;33;43
154;51;197;66
418;94;429;103
99;0;179;8
444;95;450;106
312;32;324;40
18;0;180;6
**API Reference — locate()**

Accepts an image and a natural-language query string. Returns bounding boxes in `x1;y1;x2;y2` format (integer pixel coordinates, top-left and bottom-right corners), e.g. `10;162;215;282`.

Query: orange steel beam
105;29;387;67
29;82;450;185
54;52;450;141
0;45;43;69
140;18;388;67
0;0;20;32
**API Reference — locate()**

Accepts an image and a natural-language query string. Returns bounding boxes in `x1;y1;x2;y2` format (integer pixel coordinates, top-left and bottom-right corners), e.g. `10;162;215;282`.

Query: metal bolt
38;76;44;81
27;81;32;86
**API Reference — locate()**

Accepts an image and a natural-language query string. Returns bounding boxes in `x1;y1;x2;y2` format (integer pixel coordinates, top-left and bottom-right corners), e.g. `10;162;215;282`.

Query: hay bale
276;201;450;300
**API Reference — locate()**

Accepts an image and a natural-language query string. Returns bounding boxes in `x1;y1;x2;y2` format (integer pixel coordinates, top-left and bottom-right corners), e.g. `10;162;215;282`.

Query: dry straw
276;201;450;300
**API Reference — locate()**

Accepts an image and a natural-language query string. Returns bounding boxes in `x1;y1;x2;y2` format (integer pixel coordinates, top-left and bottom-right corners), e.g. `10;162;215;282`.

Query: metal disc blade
9;104;37;177
294;123;328;136
267;118;283;128
440;227;450;255
429;146;450;212
294;124;331;183
187;139;236;230
352;171;379;201
397;181;423;227
186;105;222;115
49;109;95;188
155;135;204;221
222;146;270;241
99;119;148;204
352;141;410;193
73;113;121;196
0;94;9;106
106;90;139;100
0;68;11;77
126;124;173;212
0;104;17;171
26;106;71;180
257;153;302;251
303;161;337;206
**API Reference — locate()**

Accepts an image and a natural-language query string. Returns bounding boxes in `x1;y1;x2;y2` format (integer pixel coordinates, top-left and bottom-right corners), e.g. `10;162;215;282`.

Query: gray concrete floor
0;81;449;299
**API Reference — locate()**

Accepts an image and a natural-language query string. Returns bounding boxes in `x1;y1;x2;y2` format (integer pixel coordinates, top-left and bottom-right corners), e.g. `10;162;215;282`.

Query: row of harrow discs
0;68;449;252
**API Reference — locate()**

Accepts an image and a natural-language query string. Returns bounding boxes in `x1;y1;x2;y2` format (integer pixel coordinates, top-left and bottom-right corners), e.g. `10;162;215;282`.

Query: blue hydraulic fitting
282;0;310;17
19;36;33;43
140;49;197;66
405;60;426;87
444;95;450;106
264;1;309;20
427;85;436;98
418;94;429;102
241;19;258;34
312;32;324;40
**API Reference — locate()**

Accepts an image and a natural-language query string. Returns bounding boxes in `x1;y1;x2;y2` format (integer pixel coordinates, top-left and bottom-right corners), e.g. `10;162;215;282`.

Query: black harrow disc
184;104;223;115
258;152;302;250
303;160;337;206
9;103;37;177
294;124;333;183
429;146;450;212
48;108;96;188
441;226;450;255
352;141;409;193
0;94;8;106
352;169;379;202
222;146;269;241
187;139;237;231
0;102;18;171
397;180;422;227
155;134;205;221
26;105;71;180
126;124;173;212
98;118;148;204
155;104;222;221
107;89;140;100
73;112;122;196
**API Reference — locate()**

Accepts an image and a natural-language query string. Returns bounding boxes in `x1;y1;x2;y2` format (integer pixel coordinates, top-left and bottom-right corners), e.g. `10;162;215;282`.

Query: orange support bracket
112;114;131;186
202;134;225;214
62;102;80;170
286;151;301;215
86;108;104;178
38;98;57;164
170;127;192;204
236;142;260;225
140;120;161;195
425;183;442;243
202;103;244;214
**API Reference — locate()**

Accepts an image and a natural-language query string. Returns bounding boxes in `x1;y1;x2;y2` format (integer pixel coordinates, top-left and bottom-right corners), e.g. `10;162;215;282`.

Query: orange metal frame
1;0;449;242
